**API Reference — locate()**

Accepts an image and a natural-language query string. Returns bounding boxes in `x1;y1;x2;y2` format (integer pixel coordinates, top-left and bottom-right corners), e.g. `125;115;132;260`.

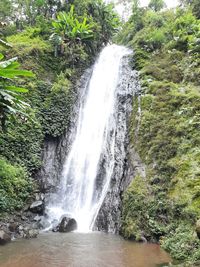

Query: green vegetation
1;0;199;265
41;72;74;137
0;53;34;130
0;157;34;212
50;6;94;57
0;0;120;215
117;0;200;265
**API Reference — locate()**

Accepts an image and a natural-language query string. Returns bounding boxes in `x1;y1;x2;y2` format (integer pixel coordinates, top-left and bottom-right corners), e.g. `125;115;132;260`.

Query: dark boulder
58;217;77;233
0;230;11;245
29;201;44;214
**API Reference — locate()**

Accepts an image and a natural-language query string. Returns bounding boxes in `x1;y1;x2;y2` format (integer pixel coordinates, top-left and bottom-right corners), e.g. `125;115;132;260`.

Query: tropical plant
50;5;94;56
0;53;35;130
0;38;12;48
171;11;200;52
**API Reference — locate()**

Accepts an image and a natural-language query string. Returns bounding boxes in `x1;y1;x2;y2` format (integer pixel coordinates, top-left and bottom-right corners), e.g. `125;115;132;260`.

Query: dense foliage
117;0;200;265
0;0;120;214
0;53;34;130
0;157;34;213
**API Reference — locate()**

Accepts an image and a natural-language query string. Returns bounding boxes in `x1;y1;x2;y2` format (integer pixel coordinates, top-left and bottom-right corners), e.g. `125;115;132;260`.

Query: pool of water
0;232;171;267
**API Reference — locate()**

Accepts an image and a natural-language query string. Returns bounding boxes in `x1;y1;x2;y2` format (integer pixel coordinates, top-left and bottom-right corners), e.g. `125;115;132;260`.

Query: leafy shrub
161;223;200;262
0;157;34;212
41;72;74;137
0;53;35;130
0;113;43;172
144;10;165;28
121;175;171;241
6;30;51;57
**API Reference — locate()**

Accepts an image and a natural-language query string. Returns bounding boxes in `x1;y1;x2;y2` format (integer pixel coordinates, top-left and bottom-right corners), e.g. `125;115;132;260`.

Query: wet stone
29;201;44;214
0;230;11;245
58;217;77;233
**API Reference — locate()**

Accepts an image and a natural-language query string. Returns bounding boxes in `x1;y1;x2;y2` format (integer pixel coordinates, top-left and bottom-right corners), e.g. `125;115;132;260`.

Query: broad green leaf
0;69;35;78
4;86;29;93
0;53;4;60
0;39;12;48
0;57;18;69
5;61;21;69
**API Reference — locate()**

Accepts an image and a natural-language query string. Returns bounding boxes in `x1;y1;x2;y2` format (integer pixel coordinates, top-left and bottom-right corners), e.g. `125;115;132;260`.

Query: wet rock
58;217;77;233
25;229;39;239
29;201;44;214
136;235;148;243
196;219;200;239
33;215;42;222
22;204;30;212
21;215;28;221
35;193;45;201
51;219;59;232
95;60;139;233
17;226;39;238
17;225;24;236
0;230;11;245
8;222;18;232
38;217;51;230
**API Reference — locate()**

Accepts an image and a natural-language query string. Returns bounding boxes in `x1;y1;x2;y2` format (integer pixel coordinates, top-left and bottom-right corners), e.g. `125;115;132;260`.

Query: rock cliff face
38;69;93;193
39;53;144;233
94;56;145;233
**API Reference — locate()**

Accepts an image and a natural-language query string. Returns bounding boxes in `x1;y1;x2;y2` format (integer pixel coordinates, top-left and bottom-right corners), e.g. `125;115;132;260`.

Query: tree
148;0;166;12
129;0;145;33
179;0;200;19
88;0;120;44
0;53;35;130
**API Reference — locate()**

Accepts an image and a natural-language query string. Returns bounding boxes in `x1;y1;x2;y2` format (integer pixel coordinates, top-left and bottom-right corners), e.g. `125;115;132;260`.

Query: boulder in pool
58;217;77;233
0;230;11;245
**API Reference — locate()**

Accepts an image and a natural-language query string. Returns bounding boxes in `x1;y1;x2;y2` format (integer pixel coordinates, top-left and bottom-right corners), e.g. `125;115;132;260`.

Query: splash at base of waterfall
45;45;132;232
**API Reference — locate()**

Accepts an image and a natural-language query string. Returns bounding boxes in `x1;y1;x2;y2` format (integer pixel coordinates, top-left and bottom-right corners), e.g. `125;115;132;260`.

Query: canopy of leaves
148;0;166;12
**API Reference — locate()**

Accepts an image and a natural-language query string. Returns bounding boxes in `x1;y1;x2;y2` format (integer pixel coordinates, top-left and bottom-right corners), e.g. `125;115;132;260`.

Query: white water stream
46;45;131;232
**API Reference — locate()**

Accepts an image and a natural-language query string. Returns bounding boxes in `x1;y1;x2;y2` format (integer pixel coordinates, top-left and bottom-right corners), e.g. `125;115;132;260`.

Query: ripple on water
0;232;171;267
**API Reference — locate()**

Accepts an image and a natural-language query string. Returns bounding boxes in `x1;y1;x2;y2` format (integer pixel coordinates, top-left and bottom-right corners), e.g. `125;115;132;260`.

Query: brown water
0;232;171;267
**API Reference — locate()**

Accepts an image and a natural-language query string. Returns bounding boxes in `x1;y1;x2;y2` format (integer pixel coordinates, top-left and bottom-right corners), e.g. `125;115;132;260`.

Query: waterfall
46;44;132;232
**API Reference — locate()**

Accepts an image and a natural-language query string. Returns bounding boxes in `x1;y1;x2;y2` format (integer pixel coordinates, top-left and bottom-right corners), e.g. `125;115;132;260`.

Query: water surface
0;232;171;267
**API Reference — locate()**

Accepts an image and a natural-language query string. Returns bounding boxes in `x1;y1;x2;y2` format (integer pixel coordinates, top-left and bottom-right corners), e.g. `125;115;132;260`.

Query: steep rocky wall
38;52;144;234
38;69;93;193
95;57;145;233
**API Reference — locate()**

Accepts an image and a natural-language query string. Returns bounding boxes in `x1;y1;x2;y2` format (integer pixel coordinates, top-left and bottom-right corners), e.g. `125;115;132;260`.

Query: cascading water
46;44;132;232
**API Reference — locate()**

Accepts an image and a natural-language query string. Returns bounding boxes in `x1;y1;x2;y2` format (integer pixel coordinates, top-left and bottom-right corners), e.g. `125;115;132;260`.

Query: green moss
169;149;200;215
